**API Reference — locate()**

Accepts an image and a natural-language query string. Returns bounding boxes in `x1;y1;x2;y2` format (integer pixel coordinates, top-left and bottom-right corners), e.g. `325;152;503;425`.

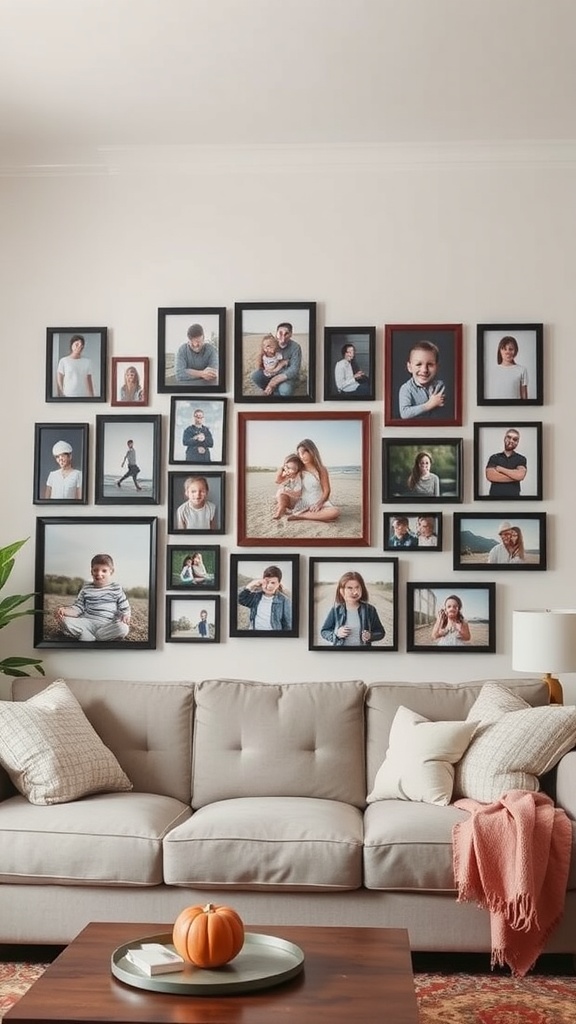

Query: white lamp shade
512;609;576;673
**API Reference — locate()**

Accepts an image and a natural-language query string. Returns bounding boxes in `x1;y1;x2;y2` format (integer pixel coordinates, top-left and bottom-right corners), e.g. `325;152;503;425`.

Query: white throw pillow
454;681;576;802
366;705;478;806
0;679;132;805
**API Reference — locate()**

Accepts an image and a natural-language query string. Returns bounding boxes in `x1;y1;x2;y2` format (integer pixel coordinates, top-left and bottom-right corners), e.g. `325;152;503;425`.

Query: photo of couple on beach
237;412;370;545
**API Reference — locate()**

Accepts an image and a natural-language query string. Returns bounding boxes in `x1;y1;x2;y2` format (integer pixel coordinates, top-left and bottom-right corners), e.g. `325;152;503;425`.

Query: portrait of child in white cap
44;440;83;501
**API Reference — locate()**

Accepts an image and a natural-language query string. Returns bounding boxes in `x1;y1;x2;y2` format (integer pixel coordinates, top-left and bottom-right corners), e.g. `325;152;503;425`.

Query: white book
126;943;185;976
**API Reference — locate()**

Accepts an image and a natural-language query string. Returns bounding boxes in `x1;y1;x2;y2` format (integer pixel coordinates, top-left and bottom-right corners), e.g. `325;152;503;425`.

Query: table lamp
512;609;576;704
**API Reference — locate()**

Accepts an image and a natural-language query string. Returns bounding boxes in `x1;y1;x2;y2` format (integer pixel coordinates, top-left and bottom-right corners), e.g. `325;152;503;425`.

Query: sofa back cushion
365;678;549;792
11;678;194;802
192;679;366;808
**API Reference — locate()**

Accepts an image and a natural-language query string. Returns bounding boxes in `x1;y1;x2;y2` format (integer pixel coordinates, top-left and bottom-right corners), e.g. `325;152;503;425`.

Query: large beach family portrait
237;411;370;546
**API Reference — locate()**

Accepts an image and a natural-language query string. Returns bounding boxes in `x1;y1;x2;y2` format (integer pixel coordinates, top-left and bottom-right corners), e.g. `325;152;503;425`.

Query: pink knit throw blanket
452;789;572;976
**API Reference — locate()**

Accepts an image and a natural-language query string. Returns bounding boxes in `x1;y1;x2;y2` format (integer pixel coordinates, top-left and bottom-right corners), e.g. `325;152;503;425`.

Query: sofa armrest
555;751;576;820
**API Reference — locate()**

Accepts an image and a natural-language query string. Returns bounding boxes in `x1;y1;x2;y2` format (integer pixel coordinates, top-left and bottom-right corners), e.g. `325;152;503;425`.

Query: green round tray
111;931;305;996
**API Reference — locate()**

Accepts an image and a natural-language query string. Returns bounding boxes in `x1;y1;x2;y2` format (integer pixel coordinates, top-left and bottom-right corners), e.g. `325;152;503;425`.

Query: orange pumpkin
172;903;245;968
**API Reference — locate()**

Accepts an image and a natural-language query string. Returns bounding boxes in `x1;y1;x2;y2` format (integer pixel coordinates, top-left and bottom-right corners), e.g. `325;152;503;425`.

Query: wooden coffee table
5;921;418;1023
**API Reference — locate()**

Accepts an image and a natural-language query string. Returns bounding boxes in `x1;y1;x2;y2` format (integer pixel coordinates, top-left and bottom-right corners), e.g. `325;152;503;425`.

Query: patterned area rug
415;971;576;1023
0;961;47;1020
1;957;576;1022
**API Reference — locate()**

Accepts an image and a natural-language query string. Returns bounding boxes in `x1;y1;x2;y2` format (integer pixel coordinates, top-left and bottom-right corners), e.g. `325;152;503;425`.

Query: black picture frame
45;327;107;403
95;414;162;505
168;397;227;465
33;423;89;505
34;516;157;650
166;544;221;591
111;357;150;407
237;411;371;546
234;301;316;403
382;438;463;504
229;554;300;637
168;470;226;535
384;323;463;427
407;582;496;653
473;421;543;501
453;512;547;570
383;512;443;552
308;556;398;651
477;323;543;406
157;306;226;394
166;595;221;643
323;326;376;401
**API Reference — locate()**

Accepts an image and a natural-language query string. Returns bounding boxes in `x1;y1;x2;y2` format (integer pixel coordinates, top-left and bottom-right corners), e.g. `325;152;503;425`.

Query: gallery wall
1;143;575;697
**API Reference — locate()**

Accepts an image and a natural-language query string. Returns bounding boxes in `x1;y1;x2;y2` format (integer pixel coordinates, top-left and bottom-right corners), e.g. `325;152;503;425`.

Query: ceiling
1;0;575;165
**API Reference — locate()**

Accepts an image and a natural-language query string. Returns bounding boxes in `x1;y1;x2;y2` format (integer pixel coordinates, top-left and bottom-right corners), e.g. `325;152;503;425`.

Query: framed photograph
237;411;370;547
166;544;220;591
168;470;225;535
473;421;542;501
323;326;375;401
45;327;107;403
382;438;463;504
477;323;543;406
407;582;496;653
166;596;220;643
229;554;299;637
234;301;316;402
168;397;227;465
157;307;226;394
95;415;161;504
383;512;443;552
453;513;546;571
384;324;462;427
33;423;89;505
34;516;157;650
111;357;150;406
308;557;398;652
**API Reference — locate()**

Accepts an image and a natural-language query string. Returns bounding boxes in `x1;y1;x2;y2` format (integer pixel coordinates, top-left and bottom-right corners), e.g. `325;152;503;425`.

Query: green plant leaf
0;538;43;677
0;593;36;630
0;657;45;678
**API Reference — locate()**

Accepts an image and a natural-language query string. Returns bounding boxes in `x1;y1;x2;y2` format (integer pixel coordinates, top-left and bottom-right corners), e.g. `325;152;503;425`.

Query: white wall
1;145;575;698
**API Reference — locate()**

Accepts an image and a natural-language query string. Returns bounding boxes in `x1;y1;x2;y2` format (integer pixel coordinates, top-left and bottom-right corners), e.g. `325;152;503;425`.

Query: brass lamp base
543;672;564;705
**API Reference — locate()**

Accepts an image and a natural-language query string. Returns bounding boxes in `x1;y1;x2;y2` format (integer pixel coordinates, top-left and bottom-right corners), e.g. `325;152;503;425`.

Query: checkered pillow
0;679;132;805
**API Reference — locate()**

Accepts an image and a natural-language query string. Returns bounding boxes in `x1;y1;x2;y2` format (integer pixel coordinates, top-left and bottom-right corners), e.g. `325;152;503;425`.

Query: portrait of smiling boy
385;324;462;427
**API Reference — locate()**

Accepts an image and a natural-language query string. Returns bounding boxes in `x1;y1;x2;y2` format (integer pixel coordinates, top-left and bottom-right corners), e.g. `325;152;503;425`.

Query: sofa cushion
454;682;576;802
163;796;364;890
0;792;191;885
365;678;548;793
192;679;366;808
0;679;132;805
363;800;469;891
366;706;477;806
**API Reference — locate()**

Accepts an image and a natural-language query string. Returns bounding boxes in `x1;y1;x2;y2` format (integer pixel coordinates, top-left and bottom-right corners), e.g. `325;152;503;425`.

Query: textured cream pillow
366;705;478;806
0;679;132;805
454;682;576;802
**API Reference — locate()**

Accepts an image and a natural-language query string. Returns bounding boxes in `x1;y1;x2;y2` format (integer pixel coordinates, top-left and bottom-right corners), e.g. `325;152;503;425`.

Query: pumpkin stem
203;902;215;913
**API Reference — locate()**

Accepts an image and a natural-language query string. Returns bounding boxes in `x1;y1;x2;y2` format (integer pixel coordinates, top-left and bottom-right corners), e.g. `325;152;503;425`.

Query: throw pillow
464;680;532;721
366;705;478;806
0;678;132;805
454;681;576;802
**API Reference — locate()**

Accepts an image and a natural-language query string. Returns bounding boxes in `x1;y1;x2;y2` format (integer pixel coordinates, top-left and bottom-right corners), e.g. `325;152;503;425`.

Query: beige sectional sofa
0;675;575;952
